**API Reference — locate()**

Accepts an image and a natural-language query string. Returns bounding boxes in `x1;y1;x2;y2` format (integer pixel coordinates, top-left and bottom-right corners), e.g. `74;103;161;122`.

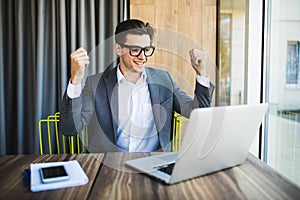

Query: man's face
117;34;151;74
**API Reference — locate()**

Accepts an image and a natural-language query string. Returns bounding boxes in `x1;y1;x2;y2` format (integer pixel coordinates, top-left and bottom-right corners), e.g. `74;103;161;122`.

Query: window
264;0;300;186
219;14;232;106
286;41;300;89
218;0;246;106
218;0;300;187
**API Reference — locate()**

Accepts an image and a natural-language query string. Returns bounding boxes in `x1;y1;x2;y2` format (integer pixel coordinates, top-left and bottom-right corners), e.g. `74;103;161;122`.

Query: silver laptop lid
170;104;268;184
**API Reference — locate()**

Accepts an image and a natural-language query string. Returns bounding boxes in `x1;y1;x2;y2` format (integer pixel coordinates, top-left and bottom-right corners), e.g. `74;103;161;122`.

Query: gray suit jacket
60;66;214;152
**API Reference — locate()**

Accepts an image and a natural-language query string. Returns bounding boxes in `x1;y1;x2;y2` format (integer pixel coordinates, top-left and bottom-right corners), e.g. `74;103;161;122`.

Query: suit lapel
146;68;162;132
103;67;119;140
94;67;118;144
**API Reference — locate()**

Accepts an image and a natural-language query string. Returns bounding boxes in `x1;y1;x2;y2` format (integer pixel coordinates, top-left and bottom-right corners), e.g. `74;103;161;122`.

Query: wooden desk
0;153;299;199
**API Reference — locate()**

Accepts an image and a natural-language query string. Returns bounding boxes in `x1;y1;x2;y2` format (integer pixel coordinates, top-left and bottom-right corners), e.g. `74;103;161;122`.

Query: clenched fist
70;47;90;85
189;49;207;76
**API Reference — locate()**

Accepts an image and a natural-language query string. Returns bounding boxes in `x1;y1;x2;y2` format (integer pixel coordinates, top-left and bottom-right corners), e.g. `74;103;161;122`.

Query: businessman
60;19;214;152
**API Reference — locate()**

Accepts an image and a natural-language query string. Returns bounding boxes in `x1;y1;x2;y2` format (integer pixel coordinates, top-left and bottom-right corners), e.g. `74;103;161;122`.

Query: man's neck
121;68;142;84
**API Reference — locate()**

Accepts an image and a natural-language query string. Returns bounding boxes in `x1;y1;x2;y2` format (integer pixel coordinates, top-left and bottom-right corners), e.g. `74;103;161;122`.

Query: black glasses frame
118;43;155;57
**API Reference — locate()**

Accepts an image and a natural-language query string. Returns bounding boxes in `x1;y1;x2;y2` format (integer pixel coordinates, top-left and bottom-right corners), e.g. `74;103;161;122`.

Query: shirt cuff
67;81;82;98
196;75;210;88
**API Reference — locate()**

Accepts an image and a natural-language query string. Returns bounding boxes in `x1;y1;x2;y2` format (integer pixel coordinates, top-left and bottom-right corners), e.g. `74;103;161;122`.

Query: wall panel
130;0;216;98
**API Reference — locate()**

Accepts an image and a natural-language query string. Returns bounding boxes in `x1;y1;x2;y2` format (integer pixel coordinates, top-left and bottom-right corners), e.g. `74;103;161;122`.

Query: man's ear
114;43;122;56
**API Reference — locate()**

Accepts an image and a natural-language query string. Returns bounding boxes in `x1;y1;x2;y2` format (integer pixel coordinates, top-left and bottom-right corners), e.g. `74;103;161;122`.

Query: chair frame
38;112;88;154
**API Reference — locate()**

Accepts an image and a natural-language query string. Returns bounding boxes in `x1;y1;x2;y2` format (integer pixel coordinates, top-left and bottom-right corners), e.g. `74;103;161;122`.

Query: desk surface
0;153;299;200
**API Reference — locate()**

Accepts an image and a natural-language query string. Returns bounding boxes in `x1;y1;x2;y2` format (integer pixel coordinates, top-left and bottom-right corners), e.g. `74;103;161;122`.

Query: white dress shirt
115;68;158;151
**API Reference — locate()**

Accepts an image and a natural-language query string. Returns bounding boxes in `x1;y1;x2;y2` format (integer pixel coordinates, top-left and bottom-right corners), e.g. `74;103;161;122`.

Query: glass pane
218;0;246;106
219;14;231;105
265;0;300;186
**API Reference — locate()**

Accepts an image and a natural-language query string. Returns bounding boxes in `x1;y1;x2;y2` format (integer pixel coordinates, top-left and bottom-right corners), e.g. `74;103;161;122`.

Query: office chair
172;112;188;151
38;112;88;154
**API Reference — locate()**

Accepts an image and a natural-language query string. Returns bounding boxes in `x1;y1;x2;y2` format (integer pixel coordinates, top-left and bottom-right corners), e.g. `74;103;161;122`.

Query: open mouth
134;60;146;66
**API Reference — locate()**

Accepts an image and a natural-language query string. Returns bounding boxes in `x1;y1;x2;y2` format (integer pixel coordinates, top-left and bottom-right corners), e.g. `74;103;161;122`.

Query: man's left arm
194;78;215;108
190;48;214;107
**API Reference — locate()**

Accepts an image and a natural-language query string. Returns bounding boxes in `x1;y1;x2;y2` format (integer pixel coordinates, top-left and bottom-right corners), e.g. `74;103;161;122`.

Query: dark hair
114;19;155;44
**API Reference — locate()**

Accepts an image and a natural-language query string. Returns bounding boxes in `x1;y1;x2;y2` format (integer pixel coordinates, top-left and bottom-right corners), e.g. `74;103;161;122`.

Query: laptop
125;103;268;184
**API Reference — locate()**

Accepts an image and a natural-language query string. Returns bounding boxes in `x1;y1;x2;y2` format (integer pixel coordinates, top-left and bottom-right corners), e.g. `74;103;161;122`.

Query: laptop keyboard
157;163;175;175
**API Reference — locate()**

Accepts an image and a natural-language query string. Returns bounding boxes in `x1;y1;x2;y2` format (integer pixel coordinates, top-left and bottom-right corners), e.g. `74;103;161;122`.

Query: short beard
131;66;145;73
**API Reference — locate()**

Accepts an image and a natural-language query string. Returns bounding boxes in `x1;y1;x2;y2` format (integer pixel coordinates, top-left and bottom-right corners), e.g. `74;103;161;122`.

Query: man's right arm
67;81;82;98
59;90;81;136
60;47;90;135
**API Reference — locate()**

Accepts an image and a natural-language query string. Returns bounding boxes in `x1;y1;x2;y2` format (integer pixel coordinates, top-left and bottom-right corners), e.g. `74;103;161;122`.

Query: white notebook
30;160;88;192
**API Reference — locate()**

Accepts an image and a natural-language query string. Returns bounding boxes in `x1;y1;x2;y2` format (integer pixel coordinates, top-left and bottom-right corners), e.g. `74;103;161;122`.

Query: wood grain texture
89;152;152;199
130;0;216;102
1;153;299;199
0;154;104;200
87;153;300;200
130;0;154;5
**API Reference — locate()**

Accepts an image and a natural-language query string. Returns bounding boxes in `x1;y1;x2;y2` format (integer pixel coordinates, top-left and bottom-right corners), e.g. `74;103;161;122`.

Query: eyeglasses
118;43;155;57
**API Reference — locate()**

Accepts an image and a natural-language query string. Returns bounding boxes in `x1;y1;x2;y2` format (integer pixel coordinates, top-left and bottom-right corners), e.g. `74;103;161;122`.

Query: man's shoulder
86;73;103;83
86;65;117;80
145;66;169;76
85;67;117;87
145;66;173;85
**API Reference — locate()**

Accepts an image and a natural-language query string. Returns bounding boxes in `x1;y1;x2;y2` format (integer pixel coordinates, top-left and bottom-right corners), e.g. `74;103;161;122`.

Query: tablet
39;165;70;183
